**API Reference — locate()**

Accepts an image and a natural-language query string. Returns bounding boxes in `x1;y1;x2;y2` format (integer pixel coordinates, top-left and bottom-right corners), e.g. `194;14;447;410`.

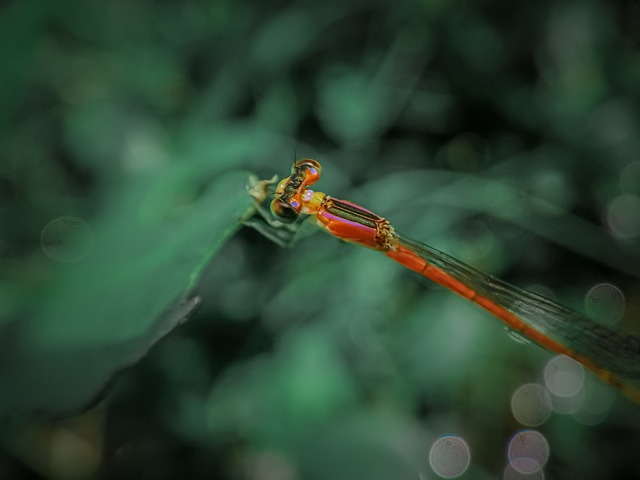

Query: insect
252;158;640;404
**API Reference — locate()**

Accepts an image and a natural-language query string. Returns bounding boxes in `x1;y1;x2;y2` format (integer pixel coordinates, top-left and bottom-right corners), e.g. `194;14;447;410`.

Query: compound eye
291;158;322;186
270;199;299;224
293;158;322;175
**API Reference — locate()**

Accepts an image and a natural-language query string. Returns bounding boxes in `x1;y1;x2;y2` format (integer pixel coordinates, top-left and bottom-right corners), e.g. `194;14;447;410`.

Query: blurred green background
2;0;640;478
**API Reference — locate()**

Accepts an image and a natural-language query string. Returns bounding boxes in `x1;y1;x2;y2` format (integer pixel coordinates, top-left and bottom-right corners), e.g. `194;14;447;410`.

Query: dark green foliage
1;0;640;479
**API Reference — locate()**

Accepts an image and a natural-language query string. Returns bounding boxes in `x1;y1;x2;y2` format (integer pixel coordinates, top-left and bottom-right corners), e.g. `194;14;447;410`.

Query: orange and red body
266;159;640;404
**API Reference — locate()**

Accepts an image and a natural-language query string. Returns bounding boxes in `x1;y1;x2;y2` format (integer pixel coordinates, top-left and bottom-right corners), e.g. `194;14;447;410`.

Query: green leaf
0;168;254;417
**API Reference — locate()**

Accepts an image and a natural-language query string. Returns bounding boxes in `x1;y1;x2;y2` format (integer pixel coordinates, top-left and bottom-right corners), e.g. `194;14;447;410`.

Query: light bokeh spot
573;376;616;425
507;430;549;474
544;355;584;398
584;283;625;325
511;383;552;426
41;216;94;263
548;386;585;415
606;194;640;239
429;435;471;478
620;161;640;194
503;463;545;479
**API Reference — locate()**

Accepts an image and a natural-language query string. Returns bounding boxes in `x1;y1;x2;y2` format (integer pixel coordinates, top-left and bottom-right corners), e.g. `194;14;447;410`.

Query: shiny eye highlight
294;158;322;174
270;199;299;223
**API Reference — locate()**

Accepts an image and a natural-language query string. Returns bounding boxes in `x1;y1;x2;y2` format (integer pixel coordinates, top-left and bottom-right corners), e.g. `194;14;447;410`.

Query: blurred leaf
0;168;254;417
316;33;430;144
295;411;425;480
207;325;358;446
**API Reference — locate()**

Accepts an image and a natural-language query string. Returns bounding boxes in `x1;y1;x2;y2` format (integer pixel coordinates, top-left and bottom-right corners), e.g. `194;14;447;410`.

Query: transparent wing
394;235;640;379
